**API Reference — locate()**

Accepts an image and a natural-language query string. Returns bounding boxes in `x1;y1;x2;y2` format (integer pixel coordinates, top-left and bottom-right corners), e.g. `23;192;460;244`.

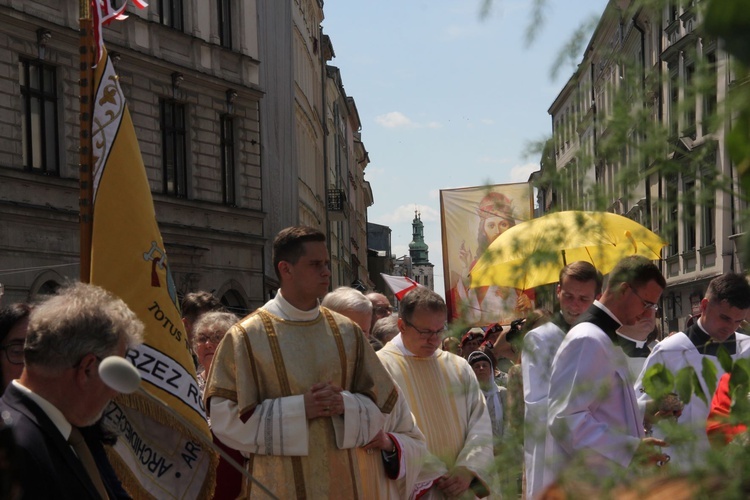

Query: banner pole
79;0;94;283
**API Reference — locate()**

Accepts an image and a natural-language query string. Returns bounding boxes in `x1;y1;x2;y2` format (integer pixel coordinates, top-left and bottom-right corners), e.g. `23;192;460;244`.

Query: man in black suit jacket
0;282;143;499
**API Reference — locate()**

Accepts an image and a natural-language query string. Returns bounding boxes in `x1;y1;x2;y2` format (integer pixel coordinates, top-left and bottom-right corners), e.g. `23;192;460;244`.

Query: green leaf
702;357;719;397
705;0;750;66
642;363;674;402
717;344;734;374
729;360;750;395
674;366;694;406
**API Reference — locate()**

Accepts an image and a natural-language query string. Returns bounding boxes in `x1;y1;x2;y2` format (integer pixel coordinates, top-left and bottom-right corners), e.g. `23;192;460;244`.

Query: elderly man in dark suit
0;282;143;499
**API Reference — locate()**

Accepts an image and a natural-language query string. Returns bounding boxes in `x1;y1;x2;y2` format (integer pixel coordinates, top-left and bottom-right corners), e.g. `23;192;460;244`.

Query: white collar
391;333;438;358
696;317;711;336
12;379;72;440
594;300;623;327
263;290;320;321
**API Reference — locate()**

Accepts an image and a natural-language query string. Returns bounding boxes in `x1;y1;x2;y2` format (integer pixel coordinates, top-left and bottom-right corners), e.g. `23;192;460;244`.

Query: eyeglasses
373;306;393;316
629;285;659;311
0;342;24;365
196;332;225;345
403;319;447;339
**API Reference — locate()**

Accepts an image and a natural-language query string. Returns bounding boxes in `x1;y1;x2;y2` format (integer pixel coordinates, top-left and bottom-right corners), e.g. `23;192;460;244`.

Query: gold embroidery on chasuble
381;351;467;468
208;308;398;499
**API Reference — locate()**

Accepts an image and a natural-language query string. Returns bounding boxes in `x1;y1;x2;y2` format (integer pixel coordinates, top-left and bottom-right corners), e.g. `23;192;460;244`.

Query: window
669;70;679;136
159;0;183;30
218;0;232;49
702;173;715;246
19;58;59;174
703;52;717;126
220;289;247;317
160;99;187;197
667;2;679;24
666;176;678;256
683;179;696;251
220;115;236;205
684;61;696;134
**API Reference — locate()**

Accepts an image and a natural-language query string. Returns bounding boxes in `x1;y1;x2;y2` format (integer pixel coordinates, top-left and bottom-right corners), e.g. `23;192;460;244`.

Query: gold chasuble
206;307;398;499
377;343;494;497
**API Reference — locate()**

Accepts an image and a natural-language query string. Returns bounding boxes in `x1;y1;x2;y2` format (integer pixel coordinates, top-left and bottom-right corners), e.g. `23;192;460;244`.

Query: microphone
99;356;277;499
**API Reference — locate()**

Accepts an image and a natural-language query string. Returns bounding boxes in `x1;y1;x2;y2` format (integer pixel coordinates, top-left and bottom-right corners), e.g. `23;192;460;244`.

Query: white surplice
356;387;433;500
545;304;643;488
634;327;750;470
521;320;566;499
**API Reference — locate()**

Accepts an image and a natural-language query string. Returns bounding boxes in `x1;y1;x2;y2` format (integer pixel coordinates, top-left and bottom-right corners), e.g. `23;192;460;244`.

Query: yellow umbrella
469;210;667;290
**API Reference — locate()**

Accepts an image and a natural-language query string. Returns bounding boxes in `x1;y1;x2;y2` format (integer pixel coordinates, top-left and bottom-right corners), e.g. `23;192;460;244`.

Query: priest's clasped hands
304;381;344;419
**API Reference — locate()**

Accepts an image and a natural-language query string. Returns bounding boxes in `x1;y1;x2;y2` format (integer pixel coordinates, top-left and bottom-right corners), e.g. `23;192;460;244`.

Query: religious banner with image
440;182;535;326
83;2;217;497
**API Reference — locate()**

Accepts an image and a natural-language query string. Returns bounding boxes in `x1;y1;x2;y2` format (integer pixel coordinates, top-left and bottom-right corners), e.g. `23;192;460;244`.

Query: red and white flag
380;273;422;301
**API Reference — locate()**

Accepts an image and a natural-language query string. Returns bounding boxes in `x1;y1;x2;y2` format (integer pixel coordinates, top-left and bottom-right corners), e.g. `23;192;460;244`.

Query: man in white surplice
521;261;601;499
544;256;669;490
206;226;399;499
634;272;750;471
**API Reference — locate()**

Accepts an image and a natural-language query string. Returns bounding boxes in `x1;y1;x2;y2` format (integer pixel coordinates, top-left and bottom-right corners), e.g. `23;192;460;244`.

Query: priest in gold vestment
205;227;398;498
378;288;494;498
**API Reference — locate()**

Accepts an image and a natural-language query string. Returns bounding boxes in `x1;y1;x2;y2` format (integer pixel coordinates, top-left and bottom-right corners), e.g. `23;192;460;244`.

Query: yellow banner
440;182;535;326
89;47;217;499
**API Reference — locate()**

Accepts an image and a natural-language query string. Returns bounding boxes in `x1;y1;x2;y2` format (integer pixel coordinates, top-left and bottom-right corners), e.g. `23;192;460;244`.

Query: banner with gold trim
86;2;217;497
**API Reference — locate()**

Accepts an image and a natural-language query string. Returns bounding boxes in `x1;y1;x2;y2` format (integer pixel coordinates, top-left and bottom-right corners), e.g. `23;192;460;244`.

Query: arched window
221;289;248;317
36;280;60;298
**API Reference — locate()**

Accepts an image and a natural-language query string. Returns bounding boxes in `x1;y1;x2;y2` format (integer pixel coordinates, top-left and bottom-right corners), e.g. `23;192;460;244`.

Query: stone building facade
0;0;374;309
543;1;745;333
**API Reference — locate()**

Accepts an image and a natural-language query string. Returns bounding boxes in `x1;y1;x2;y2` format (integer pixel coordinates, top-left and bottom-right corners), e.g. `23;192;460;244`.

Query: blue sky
322;0;609;297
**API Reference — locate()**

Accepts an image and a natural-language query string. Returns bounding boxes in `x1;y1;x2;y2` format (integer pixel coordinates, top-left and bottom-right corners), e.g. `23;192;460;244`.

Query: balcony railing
327;189;349;220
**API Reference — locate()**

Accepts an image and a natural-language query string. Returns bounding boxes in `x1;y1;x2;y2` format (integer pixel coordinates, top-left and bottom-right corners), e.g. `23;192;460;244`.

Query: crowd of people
2;225;750;499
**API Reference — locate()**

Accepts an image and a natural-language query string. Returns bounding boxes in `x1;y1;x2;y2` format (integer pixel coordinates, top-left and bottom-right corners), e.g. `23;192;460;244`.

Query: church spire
409;209;429;265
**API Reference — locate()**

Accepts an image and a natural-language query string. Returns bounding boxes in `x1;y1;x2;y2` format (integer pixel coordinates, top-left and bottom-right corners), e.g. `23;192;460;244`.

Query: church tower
408;210;434;290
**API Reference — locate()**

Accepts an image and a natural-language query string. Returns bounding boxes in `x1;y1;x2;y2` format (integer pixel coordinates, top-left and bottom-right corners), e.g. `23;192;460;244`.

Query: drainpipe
591;61;598;168
320;26;332;277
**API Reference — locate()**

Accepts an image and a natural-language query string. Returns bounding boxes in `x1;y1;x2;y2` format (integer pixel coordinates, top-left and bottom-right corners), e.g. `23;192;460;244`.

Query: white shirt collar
390;333;438;358
263;290;320;321
696;317;711;336
594;300;623;327
12;379;72;440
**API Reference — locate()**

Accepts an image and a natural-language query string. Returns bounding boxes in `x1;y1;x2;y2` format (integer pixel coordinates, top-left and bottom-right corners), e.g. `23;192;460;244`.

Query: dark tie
68;427;110;499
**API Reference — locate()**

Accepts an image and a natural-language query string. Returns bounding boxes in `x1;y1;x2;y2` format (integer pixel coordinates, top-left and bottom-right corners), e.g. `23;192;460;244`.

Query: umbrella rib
585;247;594;266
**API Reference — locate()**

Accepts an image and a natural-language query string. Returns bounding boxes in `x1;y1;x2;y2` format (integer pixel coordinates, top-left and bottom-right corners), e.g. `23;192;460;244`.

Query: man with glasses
367;292;393;330
545;256;668;489
635;272;750;470
377;287;494;498
0;282;144;499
